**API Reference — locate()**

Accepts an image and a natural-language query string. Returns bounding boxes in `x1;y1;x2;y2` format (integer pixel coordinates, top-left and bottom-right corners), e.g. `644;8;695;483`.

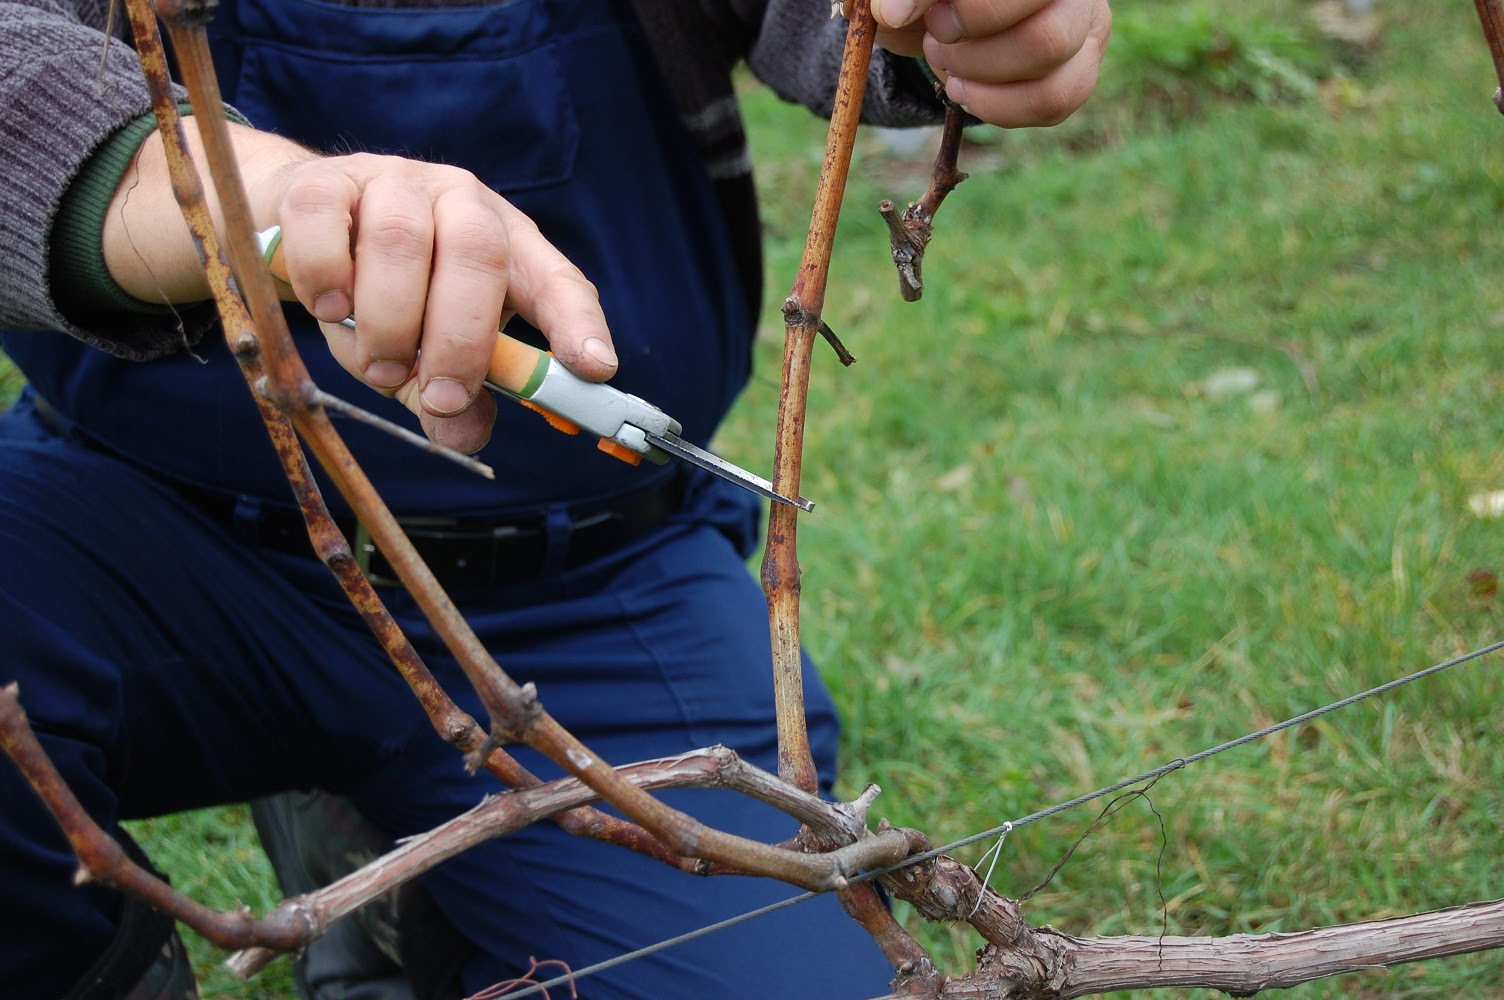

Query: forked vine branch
4;2;1504;998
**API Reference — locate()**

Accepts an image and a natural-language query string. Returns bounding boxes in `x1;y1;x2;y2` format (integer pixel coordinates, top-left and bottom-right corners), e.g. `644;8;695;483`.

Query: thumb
872;0;935;29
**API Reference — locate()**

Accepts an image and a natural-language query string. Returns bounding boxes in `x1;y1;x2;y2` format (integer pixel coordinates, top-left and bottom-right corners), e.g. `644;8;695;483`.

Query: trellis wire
487;638;1504;1000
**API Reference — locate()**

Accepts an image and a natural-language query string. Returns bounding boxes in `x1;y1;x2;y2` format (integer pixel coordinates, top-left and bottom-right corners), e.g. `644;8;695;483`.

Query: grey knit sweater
0;0;942;360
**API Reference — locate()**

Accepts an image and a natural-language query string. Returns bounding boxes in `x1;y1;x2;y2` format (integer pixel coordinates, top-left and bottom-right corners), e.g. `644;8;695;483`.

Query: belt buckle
350;519;391;586
352;517;464;589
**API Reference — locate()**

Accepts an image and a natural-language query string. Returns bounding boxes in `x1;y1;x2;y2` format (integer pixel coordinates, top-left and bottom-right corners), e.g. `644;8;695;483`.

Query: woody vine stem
0;0;923;969
6;1;1504;996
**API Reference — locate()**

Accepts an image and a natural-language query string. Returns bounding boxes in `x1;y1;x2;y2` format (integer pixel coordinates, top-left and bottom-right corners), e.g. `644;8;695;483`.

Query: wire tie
966;821;1012;918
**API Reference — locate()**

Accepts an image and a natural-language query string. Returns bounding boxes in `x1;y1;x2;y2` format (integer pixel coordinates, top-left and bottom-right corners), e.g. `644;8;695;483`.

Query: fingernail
583;336;618;369
312;291;351;324
421;377;471;415
364;360;410;388
946;76;970;113
929;3;967;43
876;0;917;27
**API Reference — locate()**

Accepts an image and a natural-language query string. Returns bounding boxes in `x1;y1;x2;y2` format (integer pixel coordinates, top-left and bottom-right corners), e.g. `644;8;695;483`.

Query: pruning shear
256;227;812;511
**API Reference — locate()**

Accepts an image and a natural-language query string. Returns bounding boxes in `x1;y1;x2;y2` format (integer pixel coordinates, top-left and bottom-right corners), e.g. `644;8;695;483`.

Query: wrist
101;117;315;304
52;109;184;321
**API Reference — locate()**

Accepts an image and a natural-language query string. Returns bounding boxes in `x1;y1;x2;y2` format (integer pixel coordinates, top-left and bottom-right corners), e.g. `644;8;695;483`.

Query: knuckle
1026;76;1084;126
547;262;601;306
443;220;511;277
281;170;352;217
421;323;489;370
1018;7;1079;72
365;215;433;266
558;264;600;300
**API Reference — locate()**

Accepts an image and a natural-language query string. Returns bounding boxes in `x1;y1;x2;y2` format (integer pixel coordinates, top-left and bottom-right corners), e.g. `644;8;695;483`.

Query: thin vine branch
227;748;929;978
879;101;970;301
0;684;311;953
761;0;878;797
1473;0;1504;112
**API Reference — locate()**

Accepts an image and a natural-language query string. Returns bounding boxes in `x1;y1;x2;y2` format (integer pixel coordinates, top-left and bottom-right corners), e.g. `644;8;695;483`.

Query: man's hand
265;153;614;455
103;121;615;455
872;0;1111;128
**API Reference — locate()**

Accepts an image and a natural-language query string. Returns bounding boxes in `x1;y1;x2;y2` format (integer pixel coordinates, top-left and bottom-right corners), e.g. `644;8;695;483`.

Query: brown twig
229;752;738;976
0;684;311;953
817;319;857;366
301;384;495;479
221;748;923;978
753;7;943;976
1473;0;1504;113
761;0;878;796
469;958;578;1000
879;103;970;301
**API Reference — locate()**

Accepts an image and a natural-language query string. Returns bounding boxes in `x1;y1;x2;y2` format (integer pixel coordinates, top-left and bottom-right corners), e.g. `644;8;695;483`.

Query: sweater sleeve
0;0;218;360
743;0;947;127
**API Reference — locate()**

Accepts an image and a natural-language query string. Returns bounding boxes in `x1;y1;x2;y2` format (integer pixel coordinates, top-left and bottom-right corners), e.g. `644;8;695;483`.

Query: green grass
8;2;1504;995
125;808;294;999
724;3;1504;994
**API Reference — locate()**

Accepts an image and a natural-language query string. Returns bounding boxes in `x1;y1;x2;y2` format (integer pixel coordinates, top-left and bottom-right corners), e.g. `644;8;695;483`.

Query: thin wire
483;891;821;999
487;638;1504;1000
966;822;1012;918
927;636;1504;856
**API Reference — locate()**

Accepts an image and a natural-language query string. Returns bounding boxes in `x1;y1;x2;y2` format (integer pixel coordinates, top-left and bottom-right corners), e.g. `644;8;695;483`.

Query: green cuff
50;104;249;320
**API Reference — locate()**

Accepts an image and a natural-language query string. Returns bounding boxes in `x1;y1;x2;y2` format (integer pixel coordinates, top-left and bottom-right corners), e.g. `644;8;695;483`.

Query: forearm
0;0;262;358
101;117;315;305
0;0;157;343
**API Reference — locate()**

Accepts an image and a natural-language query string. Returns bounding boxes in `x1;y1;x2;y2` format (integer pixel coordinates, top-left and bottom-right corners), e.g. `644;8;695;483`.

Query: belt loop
230;496;263;547
540;505;574;578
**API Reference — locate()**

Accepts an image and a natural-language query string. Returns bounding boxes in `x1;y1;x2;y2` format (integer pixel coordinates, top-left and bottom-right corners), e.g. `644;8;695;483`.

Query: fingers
933;3;1109;126
411;383;499;456
349;177;439;393
272;160;360;325
922;0;1048;44
873;0;933;30
872;0;932;55
925;0;1093;82
319;312;495;455
494;203;616;384
276;154;441;392
269;153;614;453
873;0;1110;128
406;192;509;419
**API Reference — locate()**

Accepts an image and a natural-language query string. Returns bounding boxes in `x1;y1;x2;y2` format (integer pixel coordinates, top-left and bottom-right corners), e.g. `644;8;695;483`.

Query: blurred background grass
5;1;1503;995
725;1;1504;994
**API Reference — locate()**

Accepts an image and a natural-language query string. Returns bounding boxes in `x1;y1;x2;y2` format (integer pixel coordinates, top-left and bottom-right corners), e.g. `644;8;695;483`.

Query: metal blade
643;431;814;512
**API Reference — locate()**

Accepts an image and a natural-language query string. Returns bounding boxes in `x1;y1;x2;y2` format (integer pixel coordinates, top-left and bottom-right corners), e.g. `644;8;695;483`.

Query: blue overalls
0;1;893;996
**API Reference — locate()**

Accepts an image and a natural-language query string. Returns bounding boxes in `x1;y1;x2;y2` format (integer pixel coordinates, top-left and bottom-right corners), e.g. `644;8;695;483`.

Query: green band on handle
518;351;551;398
262;226;283;267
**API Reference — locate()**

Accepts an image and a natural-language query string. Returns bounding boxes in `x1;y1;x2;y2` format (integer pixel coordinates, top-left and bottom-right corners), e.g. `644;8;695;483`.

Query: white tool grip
527;357;682;456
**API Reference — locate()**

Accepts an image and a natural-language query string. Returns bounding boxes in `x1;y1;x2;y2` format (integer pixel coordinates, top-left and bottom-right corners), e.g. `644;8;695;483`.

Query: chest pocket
216;0;581;194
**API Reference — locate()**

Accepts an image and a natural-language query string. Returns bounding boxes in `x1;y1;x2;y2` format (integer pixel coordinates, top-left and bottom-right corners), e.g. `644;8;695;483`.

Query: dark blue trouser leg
0;415;894;1000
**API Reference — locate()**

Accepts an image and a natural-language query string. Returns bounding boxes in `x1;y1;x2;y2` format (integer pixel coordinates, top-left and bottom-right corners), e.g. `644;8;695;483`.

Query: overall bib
0;1;892;996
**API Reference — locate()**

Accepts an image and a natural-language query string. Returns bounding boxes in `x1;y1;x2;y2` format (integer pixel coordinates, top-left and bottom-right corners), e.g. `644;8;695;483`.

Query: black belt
29;392;683;589
186;475;683;590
